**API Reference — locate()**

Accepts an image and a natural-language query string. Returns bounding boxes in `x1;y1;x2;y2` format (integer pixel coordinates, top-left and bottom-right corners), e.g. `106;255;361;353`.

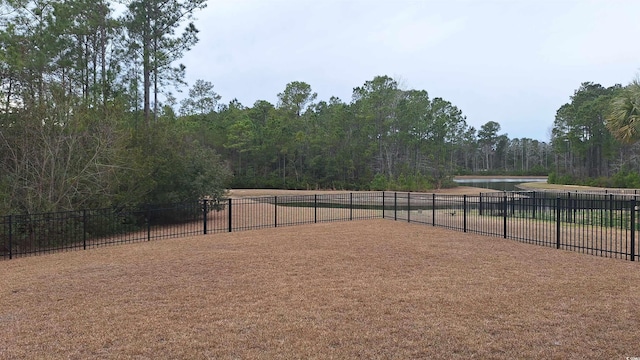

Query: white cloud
539;1;640;67
366;13;466;54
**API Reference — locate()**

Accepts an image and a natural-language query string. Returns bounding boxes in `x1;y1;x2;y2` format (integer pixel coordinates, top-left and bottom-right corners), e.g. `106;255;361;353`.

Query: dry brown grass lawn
2;220;640;359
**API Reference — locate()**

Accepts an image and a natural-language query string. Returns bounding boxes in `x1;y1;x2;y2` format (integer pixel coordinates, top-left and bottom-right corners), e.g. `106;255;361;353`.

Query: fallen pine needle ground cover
1;219;639;359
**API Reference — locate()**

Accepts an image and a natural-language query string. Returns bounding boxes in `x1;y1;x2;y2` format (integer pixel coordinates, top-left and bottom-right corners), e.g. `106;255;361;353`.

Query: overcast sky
179;0;640;142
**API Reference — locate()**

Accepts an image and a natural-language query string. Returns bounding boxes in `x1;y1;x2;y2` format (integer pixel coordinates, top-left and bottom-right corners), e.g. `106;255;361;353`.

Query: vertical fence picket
631;199;636;261
228;198;232;232
463;195;467;233
510;192;515;215
202;199;208;235
532;192;537;219
350;193;353;221
394;192;397;221
503;194;507;239
609;194;613;228
407;192;411;223
432;194;436;226
556;197;561;249
382;192;385;219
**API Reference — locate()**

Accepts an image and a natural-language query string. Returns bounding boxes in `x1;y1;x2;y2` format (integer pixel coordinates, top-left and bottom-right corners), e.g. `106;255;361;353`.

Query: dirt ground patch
1;220;639;359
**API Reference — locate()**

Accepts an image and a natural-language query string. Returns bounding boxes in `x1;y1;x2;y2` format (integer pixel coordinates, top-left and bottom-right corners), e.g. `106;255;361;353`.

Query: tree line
3;1;638;216
180;77;640;192
551;80;640;187
187;77;552;192
0;0;230;215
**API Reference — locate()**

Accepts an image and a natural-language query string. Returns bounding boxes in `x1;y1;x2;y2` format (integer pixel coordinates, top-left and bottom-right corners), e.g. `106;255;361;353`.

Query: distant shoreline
453;175;548;180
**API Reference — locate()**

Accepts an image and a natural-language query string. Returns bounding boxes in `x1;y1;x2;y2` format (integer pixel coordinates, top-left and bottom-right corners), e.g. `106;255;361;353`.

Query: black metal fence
385;191;640;261
0;193;383;260
1;191;639;262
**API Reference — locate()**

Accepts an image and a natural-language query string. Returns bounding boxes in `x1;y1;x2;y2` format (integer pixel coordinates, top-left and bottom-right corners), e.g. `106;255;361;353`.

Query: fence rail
1;191;639;262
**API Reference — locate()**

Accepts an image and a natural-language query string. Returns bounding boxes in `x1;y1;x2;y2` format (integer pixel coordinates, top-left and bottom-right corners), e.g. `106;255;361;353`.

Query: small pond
453;177;548;192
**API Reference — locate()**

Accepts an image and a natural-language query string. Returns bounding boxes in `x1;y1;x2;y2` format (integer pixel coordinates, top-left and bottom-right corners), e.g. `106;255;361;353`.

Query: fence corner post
274;196;278;228
202;199;208;235
463;195;467;233
631;199;636;261
228;198;232;232
314;194;318;223
503;193;507;238
407;192;411;223
432;193;436;226
382;191;385;219
556;197;561;249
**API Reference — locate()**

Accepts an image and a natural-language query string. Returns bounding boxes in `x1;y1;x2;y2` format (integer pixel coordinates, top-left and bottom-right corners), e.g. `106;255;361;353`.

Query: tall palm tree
606;79;640;144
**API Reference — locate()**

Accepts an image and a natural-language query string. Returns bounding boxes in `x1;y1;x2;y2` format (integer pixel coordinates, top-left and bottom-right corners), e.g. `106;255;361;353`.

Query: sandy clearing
228;186;490;198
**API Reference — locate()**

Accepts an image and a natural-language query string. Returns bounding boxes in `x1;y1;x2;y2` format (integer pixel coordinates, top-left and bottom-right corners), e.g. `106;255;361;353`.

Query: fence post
407;192;411;223
567;192;572;223
382;192;385;219
609;194;614;227
631;199;636;262
503;194;507;238
510;192;515;216
274;196;278;228
314;194;318;223
8;215;12;260
350;193;353;221
556;197;561;249
228;198;232;232
146;208;151;241
432;193;436;226
479;193;483;216
531;192;536;219
463;195;467;233
202;199;208;235
394;192;397;221
83;209;87;250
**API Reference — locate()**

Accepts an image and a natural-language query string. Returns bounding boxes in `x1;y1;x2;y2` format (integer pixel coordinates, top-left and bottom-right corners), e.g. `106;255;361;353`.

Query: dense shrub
549;169;640;189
